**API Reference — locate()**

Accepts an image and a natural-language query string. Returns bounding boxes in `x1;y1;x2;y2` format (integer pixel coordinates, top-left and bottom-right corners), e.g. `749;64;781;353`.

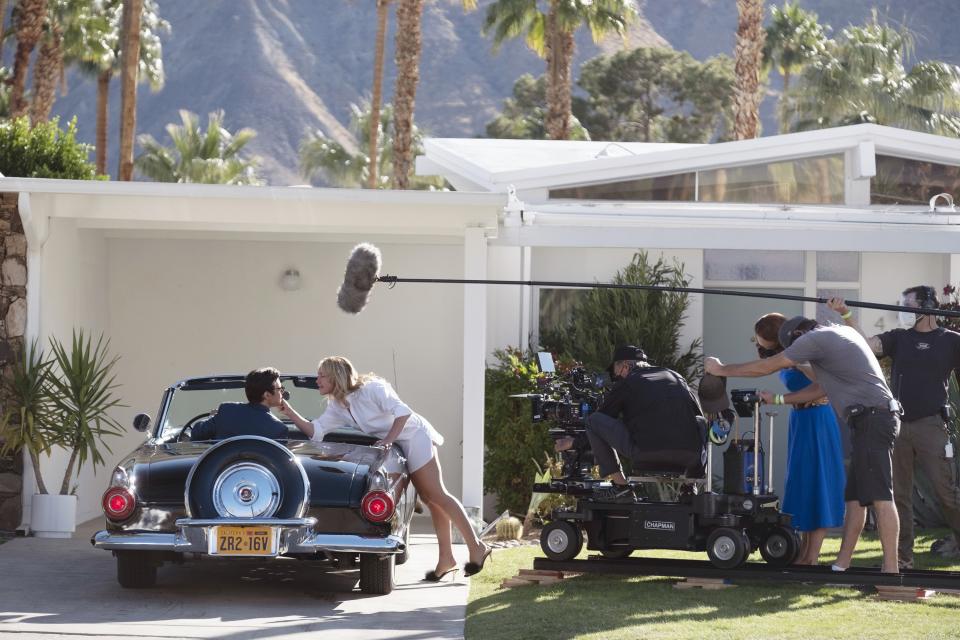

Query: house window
816;252;859;282
704;250;805;281
548;154;844;204
538;288;586;337
549;172;695;201
871;155;960;205
698;154;844;204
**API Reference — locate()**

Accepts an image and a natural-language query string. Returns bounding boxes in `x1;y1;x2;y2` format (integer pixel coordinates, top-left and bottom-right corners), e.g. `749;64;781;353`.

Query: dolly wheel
706;527;749;569
601;547;633;559
540;520;583;561
760;526;801;567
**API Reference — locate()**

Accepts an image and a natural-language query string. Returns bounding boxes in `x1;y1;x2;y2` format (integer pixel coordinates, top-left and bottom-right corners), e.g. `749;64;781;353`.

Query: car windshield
157;377;328;441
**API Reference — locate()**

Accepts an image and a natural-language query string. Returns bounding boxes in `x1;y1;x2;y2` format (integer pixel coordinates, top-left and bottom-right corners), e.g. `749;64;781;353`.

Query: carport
0;178;504;530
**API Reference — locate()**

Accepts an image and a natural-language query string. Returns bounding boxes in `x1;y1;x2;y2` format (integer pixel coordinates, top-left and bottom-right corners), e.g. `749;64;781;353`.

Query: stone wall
0;192;25;532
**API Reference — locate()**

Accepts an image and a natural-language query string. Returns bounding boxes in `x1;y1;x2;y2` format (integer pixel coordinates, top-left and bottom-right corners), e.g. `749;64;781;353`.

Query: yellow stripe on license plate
212;526;277;556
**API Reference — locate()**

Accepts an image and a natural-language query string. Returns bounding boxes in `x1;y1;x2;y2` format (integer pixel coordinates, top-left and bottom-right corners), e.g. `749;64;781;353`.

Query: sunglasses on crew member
272;384;290;400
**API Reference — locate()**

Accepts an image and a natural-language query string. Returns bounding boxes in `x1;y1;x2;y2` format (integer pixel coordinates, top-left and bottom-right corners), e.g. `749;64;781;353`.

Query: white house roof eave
420;137;697;193
492;200;960;252
2;178;504;236
422;124;960;193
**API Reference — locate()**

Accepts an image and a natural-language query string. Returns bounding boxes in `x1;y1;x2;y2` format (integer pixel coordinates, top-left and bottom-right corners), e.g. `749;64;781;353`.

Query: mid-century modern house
3;122;960;532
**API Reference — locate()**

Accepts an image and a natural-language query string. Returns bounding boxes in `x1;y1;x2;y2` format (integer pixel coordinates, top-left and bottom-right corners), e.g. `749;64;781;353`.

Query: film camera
522;352;605;480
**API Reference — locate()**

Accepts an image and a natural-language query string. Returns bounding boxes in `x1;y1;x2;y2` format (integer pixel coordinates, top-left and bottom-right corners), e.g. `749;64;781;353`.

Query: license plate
211;526;278;556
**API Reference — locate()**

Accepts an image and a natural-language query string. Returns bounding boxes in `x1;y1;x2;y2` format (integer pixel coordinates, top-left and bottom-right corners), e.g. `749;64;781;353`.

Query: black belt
845;402;902;421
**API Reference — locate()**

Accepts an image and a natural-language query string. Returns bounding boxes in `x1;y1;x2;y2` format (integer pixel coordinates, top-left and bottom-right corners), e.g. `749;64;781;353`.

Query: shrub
483;348;553;516
0;116;102;180
540;251;701;382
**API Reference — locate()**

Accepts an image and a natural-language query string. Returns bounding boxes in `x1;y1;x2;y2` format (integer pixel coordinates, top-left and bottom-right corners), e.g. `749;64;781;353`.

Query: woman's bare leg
410;449;486;563
425;498;456;573
796;532;811;565
802;528;828;565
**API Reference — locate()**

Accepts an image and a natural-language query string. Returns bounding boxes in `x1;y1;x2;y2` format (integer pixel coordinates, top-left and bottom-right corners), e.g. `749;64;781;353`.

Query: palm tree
29;0;112;125
9;0;48;118
391;0;477;189
762;1;826;131
117;0;142;181
390;0;422;190
78;0;166;174
134;109;262;185
762;2;826;96
733;0;766;140
367;0;391;189
482;0;636;141
788;19;960;137
301;102;444;190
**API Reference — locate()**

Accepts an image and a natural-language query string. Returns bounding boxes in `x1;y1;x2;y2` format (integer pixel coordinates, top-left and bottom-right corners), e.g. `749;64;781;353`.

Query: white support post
17;192;47;534
461;227;488;530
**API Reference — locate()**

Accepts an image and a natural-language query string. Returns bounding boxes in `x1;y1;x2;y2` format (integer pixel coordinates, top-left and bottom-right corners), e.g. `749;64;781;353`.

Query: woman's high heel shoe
464;546;493;577
423;566;459;582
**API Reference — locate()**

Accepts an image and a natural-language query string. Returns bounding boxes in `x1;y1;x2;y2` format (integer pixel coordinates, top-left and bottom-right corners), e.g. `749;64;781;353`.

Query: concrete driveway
0;518;469;639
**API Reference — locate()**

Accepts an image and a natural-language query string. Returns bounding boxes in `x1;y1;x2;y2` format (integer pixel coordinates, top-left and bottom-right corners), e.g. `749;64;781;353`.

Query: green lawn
466;529;960;640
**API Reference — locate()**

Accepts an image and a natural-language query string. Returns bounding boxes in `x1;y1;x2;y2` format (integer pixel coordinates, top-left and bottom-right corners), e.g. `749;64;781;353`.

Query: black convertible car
91;375;416;595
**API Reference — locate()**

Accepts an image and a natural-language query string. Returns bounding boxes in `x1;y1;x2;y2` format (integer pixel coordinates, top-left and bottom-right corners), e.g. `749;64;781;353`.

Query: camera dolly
536;391;800;570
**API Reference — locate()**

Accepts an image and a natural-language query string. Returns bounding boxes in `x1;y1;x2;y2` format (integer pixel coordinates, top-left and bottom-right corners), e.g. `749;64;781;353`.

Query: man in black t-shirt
830;287;960;569
556;345;706;486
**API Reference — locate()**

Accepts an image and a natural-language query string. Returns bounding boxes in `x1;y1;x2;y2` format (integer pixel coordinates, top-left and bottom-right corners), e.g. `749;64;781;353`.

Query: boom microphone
337;243;382;313
337;241;960;320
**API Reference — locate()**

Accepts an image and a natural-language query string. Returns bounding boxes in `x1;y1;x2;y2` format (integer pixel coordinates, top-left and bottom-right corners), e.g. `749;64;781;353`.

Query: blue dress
780;369;845;532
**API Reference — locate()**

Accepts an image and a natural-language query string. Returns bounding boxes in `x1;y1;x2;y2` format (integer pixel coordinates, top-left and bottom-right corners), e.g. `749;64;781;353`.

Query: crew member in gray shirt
706;315;901;573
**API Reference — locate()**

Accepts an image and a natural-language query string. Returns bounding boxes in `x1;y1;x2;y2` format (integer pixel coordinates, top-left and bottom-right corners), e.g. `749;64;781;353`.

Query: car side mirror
132;413;152;432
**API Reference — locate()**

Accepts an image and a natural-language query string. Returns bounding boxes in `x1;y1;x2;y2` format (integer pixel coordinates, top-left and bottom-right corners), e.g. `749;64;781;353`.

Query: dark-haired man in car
191;367;288;441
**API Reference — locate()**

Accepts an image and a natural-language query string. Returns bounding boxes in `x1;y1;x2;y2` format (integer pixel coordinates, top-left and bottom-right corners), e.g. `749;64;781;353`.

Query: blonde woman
281;356;491;581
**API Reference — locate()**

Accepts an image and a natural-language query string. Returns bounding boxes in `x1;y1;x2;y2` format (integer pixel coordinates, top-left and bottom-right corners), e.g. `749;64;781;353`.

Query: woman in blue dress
754;313;846;565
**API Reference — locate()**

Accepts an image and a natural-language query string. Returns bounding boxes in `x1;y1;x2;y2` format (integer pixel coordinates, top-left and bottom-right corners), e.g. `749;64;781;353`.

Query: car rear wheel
359;553;395;595
116;551;157;588
186;437;309;519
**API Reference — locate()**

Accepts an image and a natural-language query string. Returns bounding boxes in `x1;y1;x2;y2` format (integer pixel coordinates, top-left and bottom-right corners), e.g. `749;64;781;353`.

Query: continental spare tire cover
185;436;309;519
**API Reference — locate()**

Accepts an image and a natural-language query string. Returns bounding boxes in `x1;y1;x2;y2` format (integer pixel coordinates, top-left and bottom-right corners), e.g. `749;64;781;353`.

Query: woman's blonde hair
318;356;377;406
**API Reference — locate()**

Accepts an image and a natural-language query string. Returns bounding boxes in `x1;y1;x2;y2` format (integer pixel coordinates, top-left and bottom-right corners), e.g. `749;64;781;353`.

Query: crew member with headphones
829;286;960;569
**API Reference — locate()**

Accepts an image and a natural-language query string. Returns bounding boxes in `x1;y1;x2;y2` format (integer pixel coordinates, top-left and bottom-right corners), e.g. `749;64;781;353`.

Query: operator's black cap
607;344;647;374
778;315;808;349
698;373;729;413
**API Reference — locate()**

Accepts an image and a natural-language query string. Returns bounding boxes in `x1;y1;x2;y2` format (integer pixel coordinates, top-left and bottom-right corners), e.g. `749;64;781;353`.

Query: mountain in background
40;0;958;186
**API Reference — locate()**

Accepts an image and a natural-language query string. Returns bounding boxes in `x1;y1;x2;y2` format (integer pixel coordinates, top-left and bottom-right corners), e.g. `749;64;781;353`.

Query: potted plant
0;330;124;538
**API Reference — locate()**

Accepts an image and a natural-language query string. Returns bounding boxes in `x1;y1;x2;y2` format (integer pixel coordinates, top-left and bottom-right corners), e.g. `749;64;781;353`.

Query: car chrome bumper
91;517;405;555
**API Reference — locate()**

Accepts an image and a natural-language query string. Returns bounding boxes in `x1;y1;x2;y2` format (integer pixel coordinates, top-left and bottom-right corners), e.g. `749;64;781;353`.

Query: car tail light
361;490;394;523
102;487;136;521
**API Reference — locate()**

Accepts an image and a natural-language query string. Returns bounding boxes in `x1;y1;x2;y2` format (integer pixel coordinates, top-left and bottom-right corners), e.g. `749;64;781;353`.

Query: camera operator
829;287;960;569
558;345;706;490
705;316;901;574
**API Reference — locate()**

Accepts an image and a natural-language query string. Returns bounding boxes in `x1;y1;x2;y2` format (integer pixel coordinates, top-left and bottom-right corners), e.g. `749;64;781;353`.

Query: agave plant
46;330;125;495
0;340;57;494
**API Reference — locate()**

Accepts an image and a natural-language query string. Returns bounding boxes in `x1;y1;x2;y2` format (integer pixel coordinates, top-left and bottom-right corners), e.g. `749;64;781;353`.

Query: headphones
904;285;939;309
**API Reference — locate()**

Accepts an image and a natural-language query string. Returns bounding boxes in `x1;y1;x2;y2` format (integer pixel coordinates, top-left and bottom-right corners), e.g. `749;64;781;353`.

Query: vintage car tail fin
360;490;395;523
